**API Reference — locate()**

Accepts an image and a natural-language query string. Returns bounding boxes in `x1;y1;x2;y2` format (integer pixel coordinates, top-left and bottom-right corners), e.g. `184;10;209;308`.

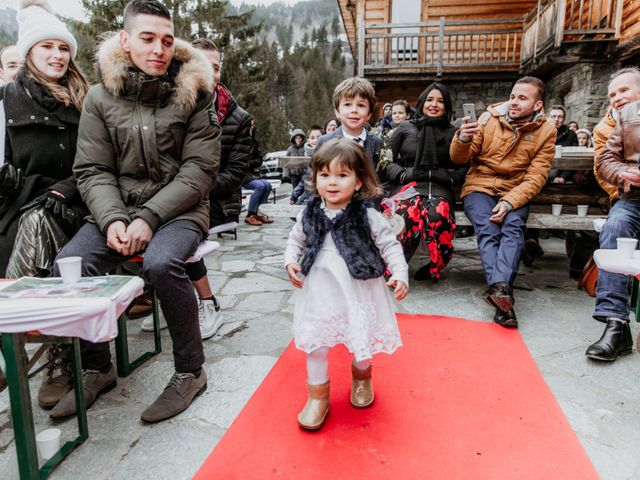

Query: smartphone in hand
462;103;477;124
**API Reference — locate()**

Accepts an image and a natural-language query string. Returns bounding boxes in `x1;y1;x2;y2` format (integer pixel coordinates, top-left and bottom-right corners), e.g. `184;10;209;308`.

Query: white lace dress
284;204;408;361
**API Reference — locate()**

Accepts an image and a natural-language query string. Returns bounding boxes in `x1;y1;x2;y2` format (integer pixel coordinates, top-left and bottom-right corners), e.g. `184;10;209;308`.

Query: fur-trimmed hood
96;34;214;109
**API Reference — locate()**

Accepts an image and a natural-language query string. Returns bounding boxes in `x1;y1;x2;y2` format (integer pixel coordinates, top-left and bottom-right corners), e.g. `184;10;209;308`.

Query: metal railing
358;18;522;76
521;0;623;64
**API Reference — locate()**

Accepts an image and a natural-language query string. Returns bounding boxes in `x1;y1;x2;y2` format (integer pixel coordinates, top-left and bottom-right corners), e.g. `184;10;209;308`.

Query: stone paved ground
2;187;640;479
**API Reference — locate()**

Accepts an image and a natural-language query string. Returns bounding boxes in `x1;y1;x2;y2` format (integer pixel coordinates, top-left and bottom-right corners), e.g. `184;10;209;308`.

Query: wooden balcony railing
358;18;523;77
521;0;624;64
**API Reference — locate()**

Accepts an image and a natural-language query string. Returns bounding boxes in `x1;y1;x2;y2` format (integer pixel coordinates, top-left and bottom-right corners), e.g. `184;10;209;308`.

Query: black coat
387;121;465;204
555;124;579;181
209;88;251;224
0;72;87;274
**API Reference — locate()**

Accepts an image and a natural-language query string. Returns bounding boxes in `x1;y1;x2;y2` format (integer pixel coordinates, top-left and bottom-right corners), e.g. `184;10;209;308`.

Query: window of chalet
391;0;421;62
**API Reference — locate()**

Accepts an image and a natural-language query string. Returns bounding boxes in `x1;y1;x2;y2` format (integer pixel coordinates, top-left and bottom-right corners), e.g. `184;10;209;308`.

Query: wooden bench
454;211;603;231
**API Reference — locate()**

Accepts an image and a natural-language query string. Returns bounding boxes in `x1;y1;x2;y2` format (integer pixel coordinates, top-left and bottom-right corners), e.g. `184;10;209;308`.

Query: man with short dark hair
50;0;220;422
585;67;640;362
450;76;556;328
0;45;22;85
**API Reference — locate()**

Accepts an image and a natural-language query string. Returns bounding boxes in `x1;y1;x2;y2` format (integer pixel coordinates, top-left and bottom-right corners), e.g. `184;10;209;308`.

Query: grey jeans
54;220;205;372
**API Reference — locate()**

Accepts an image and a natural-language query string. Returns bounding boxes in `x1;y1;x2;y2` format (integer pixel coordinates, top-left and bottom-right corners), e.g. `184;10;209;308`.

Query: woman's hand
387;278;408;300
286;263;304;288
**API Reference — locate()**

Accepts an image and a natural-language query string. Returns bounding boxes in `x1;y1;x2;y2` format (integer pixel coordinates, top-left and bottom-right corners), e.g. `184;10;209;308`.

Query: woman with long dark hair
386;82;467;281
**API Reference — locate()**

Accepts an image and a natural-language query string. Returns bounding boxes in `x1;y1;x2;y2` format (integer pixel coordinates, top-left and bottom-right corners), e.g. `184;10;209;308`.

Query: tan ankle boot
297;380;330;430
350;364;374;408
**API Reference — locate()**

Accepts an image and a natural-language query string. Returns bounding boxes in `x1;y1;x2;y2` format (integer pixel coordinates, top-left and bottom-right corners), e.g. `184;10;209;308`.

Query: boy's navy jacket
315;126;382;167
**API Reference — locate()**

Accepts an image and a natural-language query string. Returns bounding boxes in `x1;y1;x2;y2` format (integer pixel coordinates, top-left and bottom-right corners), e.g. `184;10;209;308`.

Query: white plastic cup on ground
56;256;82;285
617;237;638;259
577;205;589;217
551;204;563;216
36;428;61;460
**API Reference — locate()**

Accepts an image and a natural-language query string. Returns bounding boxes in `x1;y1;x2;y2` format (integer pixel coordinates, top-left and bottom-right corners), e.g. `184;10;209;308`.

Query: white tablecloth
0;276;144;342
593;249;640;277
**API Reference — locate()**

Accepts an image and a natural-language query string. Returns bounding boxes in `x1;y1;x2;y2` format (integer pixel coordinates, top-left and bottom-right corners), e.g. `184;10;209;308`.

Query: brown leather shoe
298;380;330;430
141;370;208;423
127;291;153;319
255;214;274;224
350;364;374;408
50;364;117;418
244;214;263;225
38;345;72;409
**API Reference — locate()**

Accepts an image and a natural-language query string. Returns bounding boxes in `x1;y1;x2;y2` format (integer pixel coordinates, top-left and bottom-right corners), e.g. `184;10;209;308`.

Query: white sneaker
140;306;168;332
199;298;223;340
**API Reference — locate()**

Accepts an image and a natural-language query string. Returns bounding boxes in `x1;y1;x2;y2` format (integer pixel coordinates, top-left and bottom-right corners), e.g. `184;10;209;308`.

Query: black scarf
412;114;450;170
17;70;80;125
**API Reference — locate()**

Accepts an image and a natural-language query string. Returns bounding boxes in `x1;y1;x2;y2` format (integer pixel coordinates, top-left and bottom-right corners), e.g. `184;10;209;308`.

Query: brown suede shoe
141;370;208;423
38;345;73;409
50;364;117;418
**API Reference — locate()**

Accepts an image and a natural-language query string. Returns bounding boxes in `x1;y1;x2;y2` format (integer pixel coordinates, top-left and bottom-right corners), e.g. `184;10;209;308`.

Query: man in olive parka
51;0;220;423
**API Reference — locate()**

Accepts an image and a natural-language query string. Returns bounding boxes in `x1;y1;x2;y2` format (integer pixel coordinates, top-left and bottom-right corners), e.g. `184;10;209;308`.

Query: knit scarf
18;70;80;125
412;114;450;170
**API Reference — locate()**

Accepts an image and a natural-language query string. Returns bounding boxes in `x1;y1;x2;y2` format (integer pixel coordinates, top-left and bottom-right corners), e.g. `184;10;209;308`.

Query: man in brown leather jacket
586;67;640;362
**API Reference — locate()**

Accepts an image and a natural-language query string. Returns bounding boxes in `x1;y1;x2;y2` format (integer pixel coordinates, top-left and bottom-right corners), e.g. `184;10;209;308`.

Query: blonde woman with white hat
0;0;89;403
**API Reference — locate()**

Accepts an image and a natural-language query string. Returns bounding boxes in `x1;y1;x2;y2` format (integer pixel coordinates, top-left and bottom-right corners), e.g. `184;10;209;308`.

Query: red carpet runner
195;314;597;479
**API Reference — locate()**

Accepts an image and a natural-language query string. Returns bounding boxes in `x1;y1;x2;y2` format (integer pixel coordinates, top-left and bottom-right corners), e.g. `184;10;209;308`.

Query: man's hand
552;176;565;184
286;263;304;288
619;167;640;193
458;116;480;143
386;278;408;300
106;221;129;254
123;218;153;256
489;201;511;224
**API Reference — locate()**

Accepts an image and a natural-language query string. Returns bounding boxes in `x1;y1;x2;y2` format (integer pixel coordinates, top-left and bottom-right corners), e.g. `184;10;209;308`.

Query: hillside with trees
0;0;351;153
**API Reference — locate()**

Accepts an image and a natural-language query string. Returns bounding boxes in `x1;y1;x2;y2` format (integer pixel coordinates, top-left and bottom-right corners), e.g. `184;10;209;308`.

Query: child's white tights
306;347;372;385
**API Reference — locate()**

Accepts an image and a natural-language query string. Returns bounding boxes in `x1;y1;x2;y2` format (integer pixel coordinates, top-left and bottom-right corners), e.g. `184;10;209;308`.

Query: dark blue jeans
463;192;529;286
54;220;205;372
593;198;640;323
243;178;272;215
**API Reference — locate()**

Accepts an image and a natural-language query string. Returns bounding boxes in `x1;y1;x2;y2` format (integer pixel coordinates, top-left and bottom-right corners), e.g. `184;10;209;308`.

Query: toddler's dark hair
309;138;382;200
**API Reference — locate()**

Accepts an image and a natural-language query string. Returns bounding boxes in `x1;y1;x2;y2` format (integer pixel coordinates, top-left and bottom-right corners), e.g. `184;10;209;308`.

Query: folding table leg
2;333;39;479
115;291;162;378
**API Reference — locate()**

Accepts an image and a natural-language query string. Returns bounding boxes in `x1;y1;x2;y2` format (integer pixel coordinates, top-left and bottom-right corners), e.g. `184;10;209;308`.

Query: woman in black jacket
386;82;467;281
0;9;89;279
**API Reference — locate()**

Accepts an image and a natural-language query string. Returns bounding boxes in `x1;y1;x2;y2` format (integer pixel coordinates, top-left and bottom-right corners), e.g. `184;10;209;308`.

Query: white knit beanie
16;0;78;59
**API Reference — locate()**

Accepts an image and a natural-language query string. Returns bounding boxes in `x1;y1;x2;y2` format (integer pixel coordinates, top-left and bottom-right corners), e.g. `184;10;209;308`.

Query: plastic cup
36;428;61;460
617;237;638;259
577;205;589;217
551;204;563;216
56;257;82;285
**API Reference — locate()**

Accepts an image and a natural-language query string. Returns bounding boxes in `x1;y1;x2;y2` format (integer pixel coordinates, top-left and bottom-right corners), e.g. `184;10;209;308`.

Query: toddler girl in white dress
284;137;408;430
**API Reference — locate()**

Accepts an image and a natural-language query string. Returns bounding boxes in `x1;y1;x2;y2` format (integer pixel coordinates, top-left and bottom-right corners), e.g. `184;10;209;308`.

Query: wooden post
555;0;567;47
533;0;541;60
437;16;444;77
358;16;365;77
614;0;624;39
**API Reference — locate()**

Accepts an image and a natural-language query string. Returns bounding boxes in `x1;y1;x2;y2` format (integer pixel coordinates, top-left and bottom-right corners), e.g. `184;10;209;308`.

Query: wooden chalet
337;0;640;121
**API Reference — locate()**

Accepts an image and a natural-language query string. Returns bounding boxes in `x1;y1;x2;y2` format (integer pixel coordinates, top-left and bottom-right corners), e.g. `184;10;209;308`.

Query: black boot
585;319;633;362
494;307;518;328
483;282;514;312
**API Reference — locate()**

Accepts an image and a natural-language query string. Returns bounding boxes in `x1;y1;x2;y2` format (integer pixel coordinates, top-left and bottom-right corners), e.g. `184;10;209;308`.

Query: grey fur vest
300;197;386;280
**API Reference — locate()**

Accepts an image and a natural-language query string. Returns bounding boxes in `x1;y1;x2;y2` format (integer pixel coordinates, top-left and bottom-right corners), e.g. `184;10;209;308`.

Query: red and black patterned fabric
395;195;456;280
